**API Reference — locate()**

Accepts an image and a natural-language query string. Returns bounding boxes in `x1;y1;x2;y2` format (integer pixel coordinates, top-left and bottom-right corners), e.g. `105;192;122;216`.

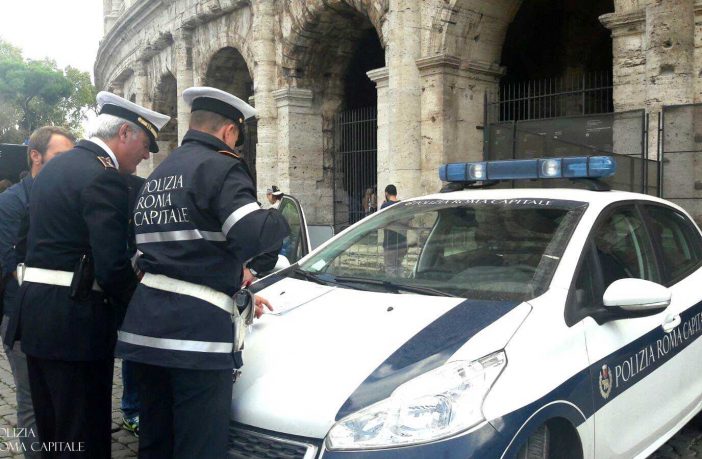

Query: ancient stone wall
95;0;702;224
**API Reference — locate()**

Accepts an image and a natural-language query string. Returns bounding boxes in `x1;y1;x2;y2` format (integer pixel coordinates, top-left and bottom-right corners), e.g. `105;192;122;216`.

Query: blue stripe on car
494;299;702;457
336;299;520;420
327;299;702;456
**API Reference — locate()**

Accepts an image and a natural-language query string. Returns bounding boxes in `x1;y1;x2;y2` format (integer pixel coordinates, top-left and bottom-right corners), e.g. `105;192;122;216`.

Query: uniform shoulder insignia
96;156;116;169
218;150;241;160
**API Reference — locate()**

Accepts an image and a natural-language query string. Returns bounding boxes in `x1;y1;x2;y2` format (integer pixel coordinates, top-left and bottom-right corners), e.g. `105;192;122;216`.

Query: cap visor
150;138;160;153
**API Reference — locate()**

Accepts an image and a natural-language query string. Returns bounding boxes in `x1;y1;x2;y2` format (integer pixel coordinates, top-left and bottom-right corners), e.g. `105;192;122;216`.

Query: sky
0;0;104;79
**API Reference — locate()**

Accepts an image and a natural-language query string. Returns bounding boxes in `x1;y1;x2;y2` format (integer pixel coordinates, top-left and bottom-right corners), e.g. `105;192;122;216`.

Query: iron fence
333;106;378;231
486;72;613;124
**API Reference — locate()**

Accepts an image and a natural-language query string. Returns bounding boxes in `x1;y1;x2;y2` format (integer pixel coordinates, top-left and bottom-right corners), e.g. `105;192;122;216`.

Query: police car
230;156;702;459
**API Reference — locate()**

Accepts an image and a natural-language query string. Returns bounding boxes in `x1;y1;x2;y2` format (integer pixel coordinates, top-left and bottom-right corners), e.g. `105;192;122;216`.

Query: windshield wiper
290;267;335;286
331;275;457;297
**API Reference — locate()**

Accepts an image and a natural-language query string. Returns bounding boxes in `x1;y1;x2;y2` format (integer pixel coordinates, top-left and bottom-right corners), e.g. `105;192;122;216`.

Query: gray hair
87;114;140;141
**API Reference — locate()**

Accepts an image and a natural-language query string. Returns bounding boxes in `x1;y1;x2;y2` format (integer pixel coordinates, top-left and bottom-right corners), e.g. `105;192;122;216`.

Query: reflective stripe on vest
136;229;226;244
222;202;260;235
118;331;233;353
140;273;234;315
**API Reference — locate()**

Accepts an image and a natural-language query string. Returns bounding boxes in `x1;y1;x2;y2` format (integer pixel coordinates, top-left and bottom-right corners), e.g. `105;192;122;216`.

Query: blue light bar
439;156;616;182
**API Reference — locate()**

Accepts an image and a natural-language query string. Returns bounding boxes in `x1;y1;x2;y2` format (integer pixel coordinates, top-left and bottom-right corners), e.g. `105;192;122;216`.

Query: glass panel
299;199;586;301
574;248;598;309
593;207;658;289
645;205;702;283
279;198;305;264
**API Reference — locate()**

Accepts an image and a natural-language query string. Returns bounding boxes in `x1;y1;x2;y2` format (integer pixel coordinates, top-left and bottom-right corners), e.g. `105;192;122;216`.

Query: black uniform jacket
5;140;138;361
116;130;289;370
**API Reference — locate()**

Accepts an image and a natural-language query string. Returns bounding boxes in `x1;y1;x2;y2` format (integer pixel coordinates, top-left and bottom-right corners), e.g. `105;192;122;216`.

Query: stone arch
279;0;388;92
194;17;255;87
152;71;178;156
204;46;257;181
426;0;521;65
205;47;253;102
278;0;388;226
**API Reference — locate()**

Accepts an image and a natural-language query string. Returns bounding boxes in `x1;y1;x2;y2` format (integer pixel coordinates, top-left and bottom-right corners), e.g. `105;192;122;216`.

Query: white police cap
96;91;171;153
182;87;257;124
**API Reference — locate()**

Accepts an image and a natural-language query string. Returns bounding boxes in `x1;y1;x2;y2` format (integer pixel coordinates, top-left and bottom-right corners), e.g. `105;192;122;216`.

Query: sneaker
122;415;139;437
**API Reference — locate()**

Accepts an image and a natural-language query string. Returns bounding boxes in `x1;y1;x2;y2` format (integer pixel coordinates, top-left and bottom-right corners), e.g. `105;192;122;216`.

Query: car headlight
326;351;507;450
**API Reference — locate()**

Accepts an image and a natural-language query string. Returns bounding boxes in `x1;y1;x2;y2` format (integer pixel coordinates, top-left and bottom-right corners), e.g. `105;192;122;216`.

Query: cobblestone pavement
0;346;698;458
0;351;138;458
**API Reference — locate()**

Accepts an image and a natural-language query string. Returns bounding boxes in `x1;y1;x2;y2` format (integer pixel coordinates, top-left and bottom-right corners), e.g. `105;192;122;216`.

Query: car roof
411;187;675;209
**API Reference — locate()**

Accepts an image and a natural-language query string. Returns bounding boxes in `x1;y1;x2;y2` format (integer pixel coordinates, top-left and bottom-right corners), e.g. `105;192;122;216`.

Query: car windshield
297;198;587;301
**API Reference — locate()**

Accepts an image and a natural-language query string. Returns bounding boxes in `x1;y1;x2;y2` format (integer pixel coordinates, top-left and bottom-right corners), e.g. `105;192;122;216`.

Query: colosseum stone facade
96;0;702;225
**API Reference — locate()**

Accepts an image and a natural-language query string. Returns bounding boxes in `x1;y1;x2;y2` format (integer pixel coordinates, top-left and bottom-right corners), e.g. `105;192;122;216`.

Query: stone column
646;0;697;215
174;28;194;145
252;0;278;203
600;10;647;161
367;67;389;211
134;60;151;108
103;0;121;33
386;0;422;200
273;88;326;224
417;56;503;194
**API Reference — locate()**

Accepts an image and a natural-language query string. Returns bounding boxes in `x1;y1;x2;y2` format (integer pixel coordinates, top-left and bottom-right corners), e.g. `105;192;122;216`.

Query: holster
232;288;256;369
69;255;95;301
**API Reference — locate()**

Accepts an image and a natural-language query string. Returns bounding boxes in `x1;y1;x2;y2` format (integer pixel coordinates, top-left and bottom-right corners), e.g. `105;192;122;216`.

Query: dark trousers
121;359;140;419
26;356;113;459
132;362;232;459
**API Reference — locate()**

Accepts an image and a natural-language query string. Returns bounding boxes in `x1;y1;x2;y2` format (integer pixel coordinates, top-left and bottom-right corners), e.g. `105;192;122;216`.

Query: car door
571;203;683;458
641;203;702;415
278;195;311;264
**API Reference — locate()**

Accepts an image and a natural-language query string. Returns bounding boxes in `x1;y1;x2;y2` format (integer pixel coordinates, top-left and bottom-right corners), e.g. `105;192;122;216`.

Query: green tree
0;39;96;143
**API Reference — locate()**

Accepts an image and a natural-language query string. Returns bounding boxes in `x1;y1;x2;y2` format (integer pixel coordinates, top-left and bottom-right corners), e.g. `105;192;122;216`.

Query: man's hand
242;267;256;287
254;295;273;319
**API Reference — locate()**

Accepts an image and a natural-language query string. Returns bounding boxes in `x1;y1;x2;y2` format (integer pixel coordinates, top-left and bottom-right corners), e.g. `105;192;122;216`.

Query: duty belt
17;265;102;292
118;273;252;357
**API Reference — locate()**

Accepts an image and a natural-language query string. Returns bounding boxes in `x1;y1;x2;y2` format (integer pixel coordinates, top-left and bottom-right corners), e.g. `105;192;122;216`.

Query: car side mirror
603;278;671;311
590;278;670;324
274;254;291;272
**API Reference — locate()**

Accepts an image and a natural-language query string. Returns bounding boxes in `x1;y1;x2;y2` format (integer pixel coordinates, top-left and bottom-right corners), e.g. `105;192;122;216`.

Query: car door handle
662;314;681;333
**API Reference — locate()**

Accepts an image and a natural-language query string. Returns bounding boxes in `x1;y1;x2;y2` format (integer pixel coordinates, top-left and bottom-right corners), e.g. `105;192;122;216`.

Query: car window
593;206;659;289
279;198;305;264
298;199;586;301
573;245;598;309
644;205;702;284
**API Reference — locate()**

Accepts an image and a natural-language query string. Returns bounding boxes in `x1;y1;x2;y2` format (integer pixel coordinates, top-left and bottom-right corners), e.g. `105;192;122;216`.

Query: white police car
230;156;702;459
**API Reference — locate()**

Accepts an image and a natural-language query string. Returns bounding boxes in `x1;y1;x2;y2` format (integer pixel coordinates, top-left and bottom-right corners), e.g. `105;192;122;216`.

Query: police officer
0;126;75;458
116;87;289;459
7;92;170;458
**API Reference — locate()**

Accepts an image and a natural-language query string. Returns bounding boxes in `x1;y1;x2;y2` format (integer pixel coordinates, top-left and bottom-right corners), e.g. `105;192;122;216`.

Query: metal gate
332;106;377;231
240;118;257;187
484;73;657;195
659;104;702;222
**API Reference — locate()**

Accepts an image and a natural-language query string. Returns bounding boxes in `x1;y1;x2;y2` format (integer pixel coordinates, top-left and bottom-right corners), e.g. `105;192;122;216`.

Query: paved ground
0;353;138;458
0;348;697;458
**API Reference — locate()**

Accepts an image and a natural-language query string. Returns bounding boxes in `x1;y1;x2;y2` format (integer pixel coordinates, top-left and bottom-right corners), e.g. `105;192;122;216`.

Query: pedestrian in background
381;184;407;276
266;185;284;209
0;126;75;457
5;93;170;458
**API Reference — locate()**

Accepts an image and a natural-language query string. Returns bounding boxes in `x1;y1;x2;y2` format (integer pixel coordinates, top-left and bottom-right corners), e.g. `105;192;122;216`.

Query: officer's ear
223;123;239;146
29;149;43;167
118;123;135;143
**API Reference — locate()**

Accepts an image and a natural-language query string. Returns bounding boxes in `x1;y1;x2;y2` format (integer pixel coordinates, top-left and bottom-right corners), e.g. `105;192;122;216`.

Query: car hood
231;277;530;438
